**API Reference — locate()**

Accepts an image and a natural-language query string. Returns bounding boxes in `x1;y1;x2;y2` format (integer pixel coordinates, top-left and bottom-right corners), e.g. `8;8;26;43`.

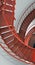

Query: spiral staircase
0;0;35;65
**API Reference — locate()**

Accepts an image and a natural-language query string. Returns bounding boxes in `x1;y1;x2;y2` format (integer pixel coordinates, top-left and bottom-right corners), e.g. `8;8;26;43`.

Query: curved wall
14;0;35;33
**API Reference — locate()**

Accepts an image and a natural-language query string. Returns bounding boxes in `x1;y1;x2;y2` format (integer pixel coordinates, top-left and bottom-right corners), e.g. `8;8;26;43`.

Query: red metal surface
0;0;35;65
24;27;35;63
24;27;35;46
19;9;35;41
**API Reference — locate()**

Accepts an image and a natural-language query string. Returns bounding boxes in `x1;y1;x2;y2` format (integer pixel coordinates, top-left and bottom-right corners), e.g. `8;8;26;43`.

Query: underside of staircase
0;0;35;65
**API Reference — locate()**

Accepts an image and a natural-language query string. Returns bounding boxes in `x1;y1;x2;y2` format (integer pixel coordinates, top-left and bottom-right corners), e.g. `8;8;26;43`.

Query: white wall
0;47;30;65
14;0;34;32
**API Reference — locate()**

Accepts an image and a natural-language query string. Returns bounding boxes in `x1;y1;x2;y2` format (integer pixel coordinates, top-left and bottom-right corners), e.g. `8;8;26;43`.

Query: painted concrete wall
0;47;30;65
14;0;34;30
